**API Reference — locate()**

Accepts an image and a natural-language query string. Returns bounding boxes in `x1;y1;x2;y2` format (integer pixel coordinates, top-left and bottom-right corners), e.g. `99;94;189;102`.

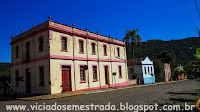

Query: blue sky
0;0;200;62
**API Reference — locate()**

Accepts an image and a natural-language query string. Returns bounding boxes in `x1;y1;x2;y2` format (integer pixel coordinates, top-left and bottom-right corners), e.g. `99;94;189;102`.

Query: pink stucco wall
164;63;171;82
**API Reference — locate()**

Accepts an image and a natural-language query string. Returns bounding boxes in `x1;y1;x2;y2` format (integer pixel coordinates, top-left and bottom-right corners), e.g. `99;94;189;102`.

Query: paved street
1;80;200;111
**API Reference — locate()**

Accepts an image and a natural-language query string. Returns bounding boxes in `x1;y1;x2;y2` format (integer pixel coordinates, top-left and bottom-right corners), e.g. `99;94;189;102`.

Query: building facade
10;19;129;95
160;63;171;82
127;57;155;84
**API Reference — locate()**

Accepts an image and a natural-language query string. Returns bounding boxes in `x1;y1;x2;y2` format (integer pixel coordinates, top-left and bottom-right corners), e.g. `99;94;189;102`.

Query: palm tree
123;29;141;73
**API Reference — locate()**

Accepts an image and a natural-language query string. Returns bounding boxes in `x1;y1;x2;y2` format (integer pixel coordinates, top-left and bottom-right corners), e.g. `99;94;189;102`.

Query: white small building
128;57;155;84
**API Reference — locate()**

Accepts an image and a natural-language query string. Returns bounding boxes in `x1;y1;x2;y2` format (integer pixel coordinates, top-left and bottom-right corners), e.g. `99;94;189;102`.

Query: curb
17;93;86;101
17;79;188;101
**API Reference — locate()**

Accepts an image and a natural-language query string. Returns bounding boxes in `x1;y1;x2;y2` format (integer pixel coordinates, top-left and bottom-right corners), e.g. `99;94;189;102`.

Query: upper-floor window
62;37;67;51
92;43;96;55
80;66;86;81
103;45;107;56
148;67;150;74
15;46;19;59
117;47;120;57
15;70;19;86
79;40;84;53
39;37;43;52
119;66;122;78
93;66;97;80
25;42;30;61
39;66;44;85
151;67;153;73
144;67;146;74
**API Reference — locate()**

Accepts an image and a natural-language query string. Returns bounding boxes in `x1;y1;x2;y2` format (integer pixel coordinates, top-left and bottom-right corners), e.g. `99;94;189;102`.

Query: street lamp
112;72;117;89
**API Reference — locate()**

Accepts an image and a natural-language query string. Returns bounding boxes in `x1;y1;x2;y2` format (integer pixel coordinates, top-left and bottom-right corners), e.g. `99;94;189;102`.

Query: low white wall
130;79;137;85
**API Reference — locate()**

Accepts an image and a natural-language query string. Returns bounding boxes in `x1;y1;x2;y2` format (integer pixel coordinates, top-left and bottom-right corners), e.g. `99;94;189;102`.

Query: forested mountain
126;37;200;66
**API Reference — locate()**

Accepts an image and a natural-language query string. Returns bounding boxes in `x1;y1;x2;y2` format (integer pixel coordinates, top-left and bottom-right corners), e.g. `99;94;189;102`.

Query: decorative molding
79;64;86;68
60;35;68;40
11;28;48;45
91;64;98;68
103;64;110;69
12;55;127;67
38;64;45;69
11;20;126;47
60;64;72;69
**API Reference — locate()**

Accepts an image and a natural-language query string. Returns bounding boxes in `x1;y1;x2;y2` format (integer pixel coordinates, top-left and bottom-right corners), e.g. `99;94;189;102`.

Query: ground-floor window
119;66;122;78
39;66;44;85
93;66;97;80
15;70;19;86
80;66;86;81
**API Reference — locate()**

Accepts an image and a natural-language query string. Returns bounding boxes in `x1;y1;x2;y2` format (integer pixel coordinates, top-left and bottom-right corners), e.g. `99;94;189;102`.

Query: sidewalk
17;80;187;101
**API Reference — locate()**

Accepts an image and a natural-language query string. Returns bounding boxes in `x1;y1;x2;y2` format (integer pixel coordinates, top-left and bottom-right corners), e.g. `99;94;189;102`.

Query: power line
184;0;198;32
194;0;200;18
194;0;200;36
194;0;200;37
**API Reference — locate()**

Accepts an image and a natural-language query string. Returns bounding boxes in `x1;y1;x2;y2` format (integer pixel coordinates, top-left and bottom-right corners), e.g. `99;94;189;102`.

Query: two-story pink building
10;17;129;95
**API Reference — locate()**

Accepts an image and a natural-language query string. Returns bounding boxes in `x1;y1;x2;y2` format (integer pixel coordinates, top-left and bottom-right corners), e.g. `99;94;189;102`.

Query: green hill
0;63;11;83
126;37;200;66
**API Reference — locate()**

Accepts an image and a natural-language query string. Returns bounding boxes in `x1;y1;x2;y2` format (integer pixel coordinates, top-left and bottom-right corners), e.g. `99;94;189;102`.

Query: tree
172;68;185;80
131;73;138;79
157;50;175;63
184;61;195;76
153;58;164;81
172;68;180;80
0;63;11;95
123;29;141;72
0;63;11;83
156;50;176;70
133;37;199;66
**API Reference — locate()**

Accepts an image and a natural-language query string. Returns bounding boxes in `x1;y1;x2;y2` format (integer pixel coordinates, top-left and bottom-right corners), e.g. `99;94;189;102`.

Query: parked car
189;75;199;80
